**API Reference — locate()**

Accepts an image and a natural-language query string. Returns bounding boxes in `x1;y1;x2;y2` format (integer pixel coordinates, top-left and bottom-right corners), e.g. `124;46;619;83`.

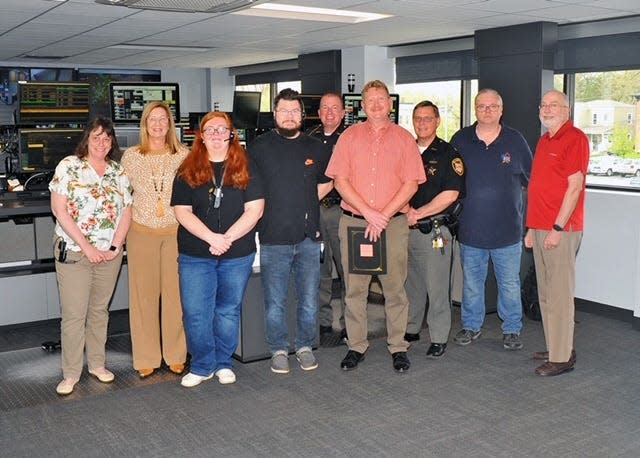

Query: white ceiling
0;0;638;70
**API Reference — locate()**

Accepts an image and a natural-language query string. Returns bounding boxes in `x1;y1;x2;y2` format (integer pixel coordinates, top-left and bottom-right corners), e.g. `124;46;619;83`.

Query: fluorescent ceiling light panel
233;3;392;23
110;44;212;52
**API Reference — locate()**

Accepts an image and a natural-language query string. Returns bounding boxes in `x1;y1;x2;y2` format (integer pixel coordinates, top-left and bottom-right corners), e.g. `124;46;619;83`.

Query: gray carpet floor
1;305;639;457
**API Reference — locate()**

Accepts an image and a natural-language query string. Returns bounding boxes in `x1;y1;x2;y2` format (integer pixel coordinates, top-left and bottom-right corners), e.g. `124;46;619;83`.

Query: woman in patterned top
49;116;133;395
121;102;189;379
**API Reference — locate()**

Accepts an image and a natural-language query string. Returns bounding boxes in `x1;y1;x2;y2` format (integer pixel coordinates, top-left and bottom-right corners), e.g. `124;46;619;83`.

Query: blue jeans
178;253;255;376
460;242;523;334
260;238;320;353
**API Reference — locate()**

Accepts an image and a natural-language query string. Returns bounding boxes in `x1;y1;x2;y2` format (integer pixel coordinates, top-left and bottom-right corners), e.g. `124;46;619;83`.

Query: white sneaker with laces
215;368;236;384
181;372;214;388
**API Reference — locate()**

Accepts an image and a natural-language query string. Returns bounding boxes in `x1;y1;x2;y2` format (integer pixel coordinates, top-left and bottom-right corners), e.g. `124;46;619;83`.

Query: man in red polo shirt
326;80;425;373
525;89;589;377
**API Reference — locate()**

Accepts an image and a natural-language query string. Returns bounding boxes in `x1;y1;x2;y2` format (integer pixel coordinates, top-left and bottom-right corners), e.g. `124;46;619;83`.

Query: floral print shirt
49;155;133;251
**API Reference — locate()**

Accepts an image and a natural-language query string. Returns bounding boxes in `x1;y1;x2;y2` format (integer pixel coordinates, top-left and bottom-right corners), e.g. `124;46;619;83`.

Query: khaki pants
56;249;123;379
339;214;410;354
531;229;582;363
126;222;186;369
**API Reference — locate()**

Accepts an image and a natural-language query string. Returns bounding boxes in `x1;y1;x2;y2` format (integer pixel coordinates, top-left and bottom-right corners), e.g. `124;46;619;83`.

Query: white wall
575;189;640;318
341;46;395;94
161;67;209;115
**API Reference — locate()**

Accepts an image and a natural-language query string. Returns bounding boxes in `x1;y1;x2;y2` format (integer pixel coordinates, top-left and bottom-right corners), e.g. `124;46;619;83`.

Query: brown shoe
138;368;155;378
532;350;576;363
535;360;575;376
169;363;185;375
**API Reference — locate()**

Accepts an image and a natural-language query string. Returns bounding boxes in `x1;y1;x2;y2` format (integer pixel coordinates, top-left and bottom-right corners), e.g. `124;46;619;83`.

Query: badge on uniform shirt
501;152;511;165
428;165;437;176
452;158;464;176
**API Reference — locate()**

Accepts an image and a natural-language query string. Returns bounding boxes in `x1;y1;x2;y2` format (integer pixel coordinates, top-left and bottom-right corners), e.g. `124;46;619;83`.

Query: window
396;80;477;141
276;81;301;93
235;84;271;112
573;70;640;189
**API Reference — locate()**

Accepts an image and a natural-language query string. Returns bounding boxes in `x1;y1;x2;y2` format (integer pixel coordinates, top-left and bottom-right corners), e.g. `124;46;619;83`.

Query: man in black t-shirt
247;88;332;375
405;101;465;359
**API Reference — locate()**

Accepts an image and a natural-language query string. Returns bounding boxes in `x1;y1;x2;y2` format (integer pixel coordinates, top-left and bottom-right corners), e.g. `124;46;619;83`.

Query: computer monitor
257;112;275;130
232;91;261;129
17;82;90;124
299;94;323;128
342;93;400;127
188;112;208;130
109;82;180;124
19;128;85;173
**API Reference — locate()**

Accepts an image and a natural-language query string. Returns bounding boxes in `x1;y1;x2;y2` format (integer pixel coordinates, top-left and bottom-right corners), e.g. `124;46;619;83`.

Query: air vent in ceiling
95;0;263;13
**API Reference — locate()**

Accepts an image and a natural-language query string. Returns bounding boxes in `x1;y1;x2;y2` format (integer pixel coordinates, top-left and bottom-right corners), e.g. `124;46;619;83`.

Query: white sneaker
215;368;236;385
56;377;79;395
180;372;214;388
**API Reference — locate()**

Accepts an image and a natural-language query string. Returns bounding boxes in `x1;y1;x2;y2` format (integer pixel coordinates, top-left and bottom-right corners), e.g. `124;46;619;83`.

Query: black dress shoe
341;350;365;371
426;343;447;359
535;360;575;376
404;332;420;342
392;351;410;373
339;328;348;345
319;325;333;335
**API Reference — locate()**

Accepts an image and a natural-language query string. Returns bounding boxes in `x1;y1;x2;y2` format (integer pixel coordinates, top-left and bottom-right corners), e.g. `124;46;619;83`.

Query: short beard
276;127;300;138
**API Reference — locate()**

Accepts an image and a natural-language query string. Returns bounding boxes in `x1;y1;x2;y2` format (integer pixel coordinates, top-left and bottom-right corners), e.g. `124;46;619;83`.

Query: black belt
342;210;404;219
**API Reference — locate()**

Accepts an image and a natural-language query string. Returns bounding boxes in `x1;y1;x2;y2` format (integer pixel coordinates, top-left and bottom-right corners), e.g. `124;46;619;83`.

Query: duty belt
321;196;342;208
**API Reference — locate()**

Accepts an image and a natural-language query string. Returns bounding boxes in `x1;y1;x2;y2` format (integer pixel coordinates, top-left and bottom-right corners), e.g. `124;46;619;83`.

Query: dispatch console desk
0;191;129;326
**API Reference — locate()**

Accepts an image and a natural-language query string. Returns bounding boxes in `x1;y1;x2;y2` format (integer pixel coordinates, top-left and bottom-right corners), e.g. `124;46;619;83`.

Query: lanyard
209;160;227;209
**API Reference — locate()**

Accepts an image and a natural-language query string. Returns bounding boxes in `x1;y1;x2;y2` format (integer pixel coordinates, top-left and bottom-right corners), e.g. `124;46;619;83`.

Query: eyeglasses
202;126;230;137
476;104;502;112
413;116;437;123
275;108;302;116
148;116;169;123
320;105;342;111
89;135;112;145
539;102;568;110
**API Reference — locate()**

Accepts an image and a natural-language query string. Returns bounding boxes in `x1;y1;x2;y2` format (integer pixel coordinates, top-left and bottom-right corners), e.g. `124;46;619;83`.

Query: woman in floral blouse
49;116;133;395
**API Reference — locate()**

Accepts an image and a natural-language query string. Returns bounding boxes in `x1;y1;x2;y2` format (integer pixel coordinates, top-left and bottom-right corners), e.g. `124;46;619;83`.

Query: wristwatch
109;245;120;253
552;224;564;232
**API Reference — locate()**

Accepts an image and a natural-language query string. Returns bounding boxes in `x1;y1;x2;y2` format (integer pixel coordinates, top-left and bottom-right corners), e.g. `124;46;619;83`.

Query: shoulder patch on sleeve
452;158;464;176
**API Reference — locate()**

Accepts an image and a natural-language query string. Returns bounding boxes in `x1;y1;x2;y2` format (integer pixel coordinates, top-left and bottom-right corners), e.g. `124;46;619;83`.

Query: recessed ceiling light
233;3;392;23
110;44;212;52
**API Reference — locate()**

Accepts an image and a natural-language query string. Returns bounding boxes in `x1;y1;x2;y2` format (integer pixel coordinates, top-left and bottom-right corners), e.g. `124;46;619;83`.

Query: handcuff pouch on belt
415;200;463;236
321;196;342;208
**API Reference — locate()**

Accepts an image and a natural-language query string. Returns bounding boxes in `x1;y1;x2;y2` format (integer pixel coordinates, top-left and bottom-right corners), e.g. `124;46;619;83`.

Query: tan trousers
531;229;582;363
126;222;186;369
339;214;410;354
56;249;123;379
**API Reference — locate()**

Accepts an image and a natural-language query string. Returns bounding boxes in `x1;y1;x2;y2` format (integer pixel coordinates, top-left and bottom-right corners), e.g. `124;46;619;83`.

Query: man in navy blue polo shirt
450;88;532;351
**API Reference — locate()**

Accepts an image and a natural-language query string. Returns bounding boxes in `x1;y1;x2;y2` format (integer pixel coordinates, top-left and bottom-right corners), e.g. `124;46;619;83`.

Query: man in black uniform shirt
405;100;465;359
306;92;347;341
247;88;332;375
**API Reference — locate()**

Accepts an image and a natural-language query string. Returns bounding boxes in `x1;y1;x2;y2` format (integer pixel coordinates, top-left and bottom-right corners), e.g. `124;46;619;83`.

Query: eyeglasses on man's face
275;108;302;117
539;102;568;110
475;104;502;112
202;126;230;137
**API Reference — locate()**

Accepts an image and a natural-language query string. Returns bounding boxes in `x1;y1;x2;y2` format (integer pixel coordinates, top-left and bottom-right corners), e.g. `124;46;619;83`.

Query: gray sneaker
503;333;523;350
454;328;482;346
270;350;290;374
296;347;318;371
